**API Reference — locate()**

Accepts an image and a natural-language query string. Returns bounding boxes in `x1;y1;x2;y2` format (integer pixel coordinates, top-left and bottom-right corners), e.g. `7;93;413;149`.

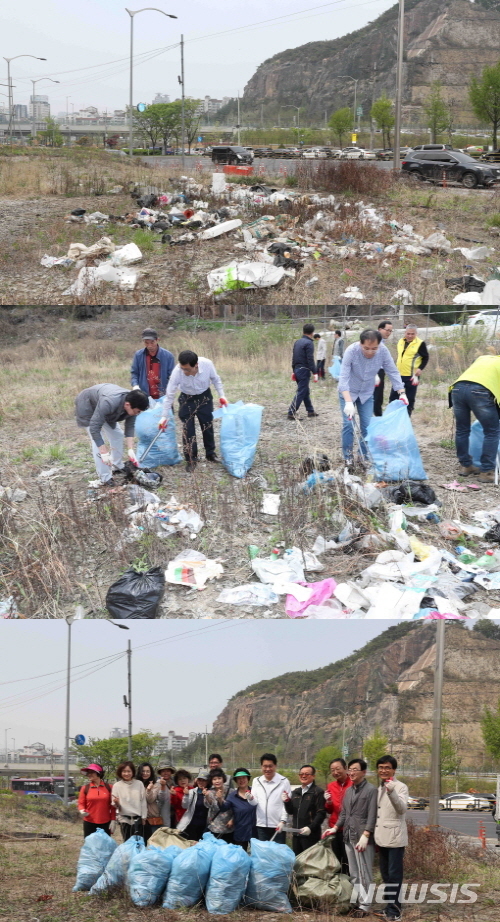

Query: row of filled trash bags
73;828;352;913
135;399;263;479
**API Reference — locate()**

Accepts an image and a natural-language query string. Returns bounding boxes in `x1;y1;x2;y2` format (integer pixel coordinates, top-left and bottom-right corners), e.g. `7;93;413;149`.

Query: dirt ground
1;799;499;922
1;308;499;619
2;154;500;306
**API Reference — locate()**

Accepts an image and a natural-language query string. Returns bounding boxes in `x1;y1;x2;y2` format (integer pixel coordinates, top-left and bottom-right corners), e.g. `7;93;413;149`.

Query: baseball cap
142;328;158;340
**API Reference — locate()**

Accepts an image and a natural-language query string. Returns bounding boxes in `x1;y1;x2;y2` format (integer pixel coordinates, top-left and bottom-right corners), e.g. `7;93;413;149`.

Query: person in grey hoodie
75;383;149;485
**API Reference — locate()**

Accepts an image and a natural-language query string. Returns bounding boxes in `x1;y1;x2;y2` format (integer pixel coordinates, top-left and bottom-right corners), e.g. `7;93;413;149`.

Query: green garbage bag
293;839;352;911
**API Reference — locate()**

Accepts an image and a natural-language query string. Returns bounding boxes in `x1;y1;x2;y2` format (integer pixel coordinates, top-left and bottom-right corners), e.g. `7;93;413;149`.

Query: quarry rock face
242;0;500;121
212;625;500;764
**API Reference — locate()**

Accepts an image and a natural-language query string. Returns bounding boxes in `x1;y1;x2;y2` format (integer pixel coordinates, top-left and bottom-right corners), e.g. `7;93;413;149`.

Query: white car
343;148;377;160
302;148;328;159
467;309;500;330
439;793;492;811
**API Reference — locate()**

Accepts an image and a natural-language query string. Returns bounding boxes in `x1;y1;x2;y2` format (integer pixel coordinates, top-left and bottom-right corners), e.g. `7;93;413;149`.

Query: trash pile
72;828;350;914
118;489;204;546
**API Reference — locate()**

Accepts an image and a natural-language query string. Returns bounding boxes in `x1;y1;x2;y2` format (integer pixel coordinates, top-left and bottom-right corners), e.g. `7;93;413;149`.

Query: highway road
408;808;498;839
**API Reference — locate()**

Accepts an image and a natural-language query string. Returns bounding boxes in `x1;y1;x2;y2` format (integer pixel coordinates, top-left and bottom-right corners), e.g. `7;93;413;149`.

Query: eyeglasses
299;772;313;777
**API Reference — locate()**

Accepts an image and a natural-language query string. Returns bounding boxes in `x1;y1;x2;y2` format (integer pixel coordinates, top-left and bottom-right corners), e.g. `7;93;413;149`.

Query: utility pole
127;641;132;759
393;0;405;170
370;62;377;150
180;34;185;170
428;620;445;826
237;92;241;145
205;725;208;766
63;617;72;805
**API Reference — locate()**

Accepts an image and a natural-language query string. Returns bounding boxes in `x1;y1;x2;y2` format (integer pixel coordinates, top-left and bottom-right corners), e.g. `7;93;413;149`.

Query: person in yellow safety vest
389;324;429;416
449;354;500;484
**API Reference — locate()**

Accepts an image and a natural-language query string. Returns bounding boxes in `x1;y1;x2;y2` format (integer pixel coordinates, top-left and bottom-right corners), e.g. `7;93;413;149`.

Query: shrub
295;159;395;196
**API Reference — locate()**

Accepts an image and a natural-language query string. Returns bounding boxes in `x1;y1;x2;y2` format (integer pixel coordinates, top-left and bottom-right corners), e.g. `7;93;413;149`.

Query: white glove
324;791;332;801
313;374;319;383
127;448;139;467
355;833;370;852
300;826;311;835
411;375;419;386
343;401;355;419
275;821;284;832
281;792;291;802
398;393;409;406
385;779;396;793
375;374;381;386
79;809;89;816
109;820;117;834
131;385;141;391
322;826;336;839
158;416;168;431
100;451;112;466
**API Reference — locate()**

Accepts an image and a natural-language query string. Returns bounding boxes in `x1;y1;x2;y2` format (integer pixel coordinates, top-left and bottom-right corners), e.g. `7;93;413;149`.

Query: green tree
481;698;500;762
363;726;389;769
39;116;63;147
423;81;450;143
133;105;165;149
370;94;395;148
469;62;500;149
312;744;343;782
328;107;352;147
473;619;500;642
71;730;162;778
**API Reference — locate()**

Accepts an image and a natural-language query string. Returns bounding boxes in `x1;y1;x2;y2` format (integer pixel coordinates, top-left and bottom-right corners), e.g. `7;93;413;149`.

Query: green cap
233;770;251;778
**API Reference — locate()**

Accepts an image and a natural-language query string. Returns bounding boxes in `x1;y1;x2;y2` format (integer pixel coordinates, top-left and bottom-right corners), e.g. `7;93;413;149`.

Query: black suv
401;149;499;188
211;145;253;165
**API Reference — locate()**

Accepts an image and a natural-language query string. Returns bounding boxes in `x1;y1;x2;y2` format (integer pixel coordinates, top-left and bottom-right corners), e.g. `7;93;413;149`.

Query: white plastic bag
251;547;305;588
207;261;285;293
111;242;143;266
199;219;242;239
216;584;279;606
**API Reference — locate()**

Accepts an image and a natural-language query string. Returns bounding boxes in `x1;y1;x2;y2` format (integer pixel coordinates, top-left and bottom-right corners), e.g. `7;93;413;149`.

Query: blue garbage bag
162;838;214;908
366;400;427;481
135;399;181;468
213;401;263;478
205;842;251;914
72;827;117;891
128;844;181;907
244;838;295;912
90;835;145;894
329;356;341;380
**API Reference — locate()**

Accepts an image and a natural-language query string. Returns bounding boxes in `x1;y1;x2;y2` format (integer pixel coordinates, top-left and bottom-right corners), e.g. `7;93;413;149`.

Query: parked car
401;149;499;187
252;147;273;158
410;143;455;151
481;150;500;162
202;147;213;156
211;145;253;164
343;147;377;160
302;148;328;159
407;796;428;809
375;148;410;160
439;793;492;811
467;309;500;330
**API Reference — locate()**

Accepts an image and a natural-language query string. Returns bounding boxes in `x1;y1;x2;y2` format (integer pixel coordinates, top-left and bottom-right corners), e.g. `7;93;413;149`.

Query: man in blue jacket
288;323;318;419
131;328;175;400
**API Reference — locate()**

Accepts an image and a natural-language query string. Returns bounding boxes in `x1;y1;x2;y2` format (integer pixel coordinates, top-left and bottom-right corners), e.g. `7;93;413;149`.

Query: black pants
330;827;350;875
292;833;320;855
373;368;385;417
389;375;418;416
255;826;286;845
213;831;234;843
289;367;314;416
234;839;249;851
182;822;207;841
178;388;216;461
83;820;111;838
143;820;162;843
120;818;143;841
378;845;405;918
317;359;325;379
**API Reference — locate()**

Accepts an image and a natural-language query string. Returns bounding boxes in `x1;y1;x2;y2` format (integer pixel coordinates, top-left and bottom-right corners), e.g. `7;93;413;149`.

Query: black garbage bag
119;460;163;488
136;193;158;208
384;481;437;505
484;523;500;542
445;275;485;293
106;567;165;619
267;242;303;270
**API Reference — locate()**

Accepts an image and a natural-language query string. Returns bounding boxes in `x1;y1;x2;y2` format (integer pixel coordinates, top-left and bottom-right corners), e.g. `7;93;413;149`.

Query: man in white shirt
313;333;327;379
250;753;292;845
159;350;228;473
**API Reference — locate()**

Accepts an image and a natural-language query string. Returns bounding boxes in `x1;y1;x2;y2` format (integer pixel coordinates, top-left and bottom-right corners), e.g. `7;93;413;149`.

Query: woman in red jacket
170;769;193;826
78;763;116;838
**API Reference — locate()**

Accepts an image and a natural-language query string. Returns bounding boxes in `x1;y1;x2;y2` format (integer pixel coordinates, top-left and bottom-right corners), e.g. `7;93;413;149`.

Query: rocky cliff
212;623;500;766
242;0;500;122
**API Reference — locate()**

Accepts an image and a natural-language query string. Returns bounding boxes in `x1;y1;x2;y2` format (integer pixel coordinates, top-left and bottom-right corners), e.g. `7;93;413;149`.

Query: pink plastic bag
285;578;337;618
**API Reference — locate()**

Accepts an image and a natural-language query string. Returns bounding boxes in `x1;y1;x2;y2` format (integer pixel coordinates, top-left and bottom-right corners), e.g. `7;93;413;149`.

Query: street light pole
5;728;11;765
338;76;359;135
323;708;348;756
31;77;59;140
125;7;178;159
393;0;405;171
127;640;132;759
3;55;47;144
428;620;445;826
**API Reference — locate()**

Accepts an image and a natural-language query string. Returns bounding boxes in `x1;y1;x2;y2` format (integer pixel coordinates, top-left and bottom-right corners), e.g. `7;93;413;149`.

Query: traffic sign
357;106;363;116
351;133;357;143
342;746;348;757
74;734;86;746
136;103;147;113
197;136;203;142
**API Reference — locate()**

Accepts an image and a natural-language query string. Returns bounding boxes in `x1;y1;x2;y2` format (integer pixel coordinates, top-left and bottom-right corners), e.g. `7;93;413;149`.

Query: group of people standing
77;750;407;922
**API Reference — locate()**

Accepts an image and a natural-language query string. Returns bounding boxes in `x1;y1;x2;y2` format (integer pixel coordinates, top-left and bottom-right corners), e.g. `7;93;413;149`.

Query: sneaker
185;461;197;473
307;412;319;417
287;413;298;420
102;477;117;487
477;470;495;483
458;464;481;476
206;454;219;463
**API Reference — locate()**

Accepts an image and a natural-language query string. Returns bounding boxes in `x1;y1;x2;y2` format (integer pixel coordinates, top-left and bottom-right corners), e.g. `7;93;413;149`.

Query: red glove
219;397;228;408
291;373;296;382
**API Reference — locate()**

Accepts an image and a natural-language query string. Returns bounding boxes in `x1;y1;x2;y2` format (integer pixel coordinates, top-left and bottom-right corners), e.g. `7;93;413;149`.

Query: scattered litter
455;245;495;260
383;482;437;505
437;521;463;540
339;286;364;300
165;550;223;590
199;219;242;239
105;567;165;619
392;289;413;306
285;578;337;618
445;275;485;293
261;493;281;515
0;597;19;618
207;262;286;293
216;584;279;606
251;547;305;591
37;467;63;480
0;486;27;502
312;536;338;554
